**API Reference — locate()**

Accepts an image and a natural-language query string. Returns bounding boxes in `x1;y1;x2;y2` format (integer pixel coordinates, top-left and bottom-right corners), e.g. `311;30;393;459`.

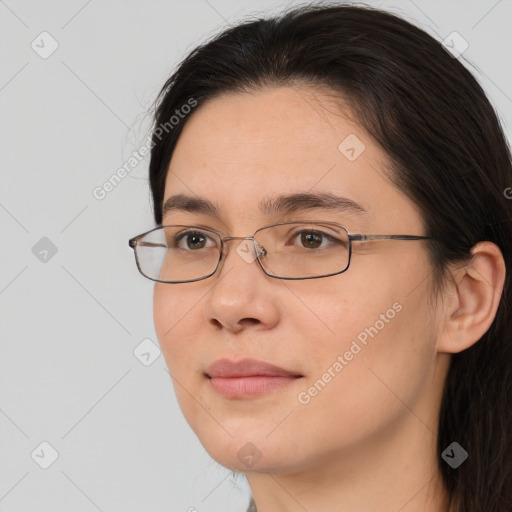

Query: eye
174;230;216;250
289;230;339;249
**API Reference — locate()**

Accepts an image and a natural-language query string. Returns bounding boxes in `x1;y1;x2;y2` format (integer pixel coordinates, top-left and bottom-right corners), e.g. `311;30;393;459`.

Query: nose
222;236;267;260
202;237;280;334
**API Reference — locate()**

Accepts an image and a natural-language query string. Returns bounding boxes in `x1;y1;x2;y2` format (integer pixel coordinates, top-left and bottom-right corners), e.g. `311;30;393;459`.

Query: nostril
209;317;260;332
239;318;260;328
209;318;223;330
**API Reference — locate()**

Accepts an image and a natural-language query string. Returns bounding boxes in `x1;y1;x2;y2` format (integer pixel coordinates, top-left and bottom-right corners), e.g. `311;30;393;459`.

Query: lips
206;358;302;378
206;358;303;398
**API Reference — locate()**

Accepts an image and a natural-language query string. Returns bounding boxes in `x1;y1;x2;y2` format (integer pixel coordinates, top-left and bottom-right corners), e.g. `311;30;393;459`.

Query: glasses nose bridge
222;235;256;243
220;235;267;257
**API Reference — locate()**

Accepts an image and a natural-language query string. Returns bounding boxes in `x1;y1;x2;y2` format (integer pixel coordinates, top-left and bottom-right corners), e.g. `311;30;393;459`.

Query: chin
191;423;304;475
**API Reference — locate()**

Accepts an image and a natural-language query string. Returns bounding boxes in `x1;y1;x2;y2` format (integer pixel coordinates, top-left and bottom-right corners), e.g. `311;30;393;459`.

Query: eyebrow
162;192;367;220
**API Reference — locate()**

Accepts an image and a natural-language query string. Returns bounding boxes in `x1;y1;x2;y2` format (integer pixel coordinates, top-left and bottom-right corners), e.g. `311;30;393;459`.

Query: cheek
153;284;199;371
281;318;432;474
289;254;436;400
297;276;437;439
153;283;173;345
153;284;212;425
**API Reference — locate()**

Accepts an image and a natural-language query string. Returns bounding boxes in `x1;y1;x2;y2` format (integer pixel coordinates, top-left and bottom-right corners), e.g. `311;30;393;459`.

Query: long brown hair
147;3;512;510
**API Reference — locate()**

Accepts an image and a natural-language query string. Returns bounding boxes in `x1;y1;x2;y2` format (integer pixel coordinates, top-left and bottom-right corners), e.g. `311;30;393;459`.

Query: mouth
205;358;303;399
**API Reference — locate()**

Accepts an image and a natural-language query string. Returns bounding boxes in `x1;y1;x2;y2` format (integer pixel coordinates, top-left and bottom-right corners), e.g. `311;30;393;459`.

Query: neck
246;412;451;512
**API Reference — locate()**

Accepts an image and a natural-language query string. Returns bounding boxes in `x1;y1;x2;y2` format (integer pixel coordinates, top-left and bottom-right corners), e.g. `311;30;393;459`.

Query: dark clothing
247;497;257;511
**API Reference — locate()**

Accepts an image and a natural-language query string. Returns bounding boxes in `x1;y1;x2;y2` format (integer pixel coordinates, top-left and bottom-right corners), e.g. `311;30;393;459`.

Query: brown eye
301;231;323;249
175;231;212;250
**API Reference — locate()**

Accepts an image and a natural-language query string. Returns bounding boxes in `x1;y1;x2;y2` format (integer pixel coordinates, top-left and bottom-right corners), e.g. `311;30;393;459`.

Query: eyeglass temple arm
349;234;432;242
128;239;166;249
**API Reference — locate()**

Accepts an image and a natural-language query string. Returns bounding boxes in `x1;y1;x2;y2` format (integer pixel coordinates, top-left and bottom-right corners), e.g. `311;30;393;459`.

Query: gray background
1;0;511;510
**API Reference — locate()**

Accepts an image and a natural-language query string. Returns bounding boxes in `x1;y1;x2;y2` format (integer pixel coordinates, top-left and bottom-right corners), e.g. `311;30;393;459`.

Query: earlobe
437;241;506;354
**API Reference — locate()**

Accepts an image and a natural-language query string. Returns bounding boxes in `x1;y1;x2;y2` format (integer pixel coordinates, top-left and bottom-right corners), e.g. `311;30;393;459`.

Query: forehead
163;86;419;232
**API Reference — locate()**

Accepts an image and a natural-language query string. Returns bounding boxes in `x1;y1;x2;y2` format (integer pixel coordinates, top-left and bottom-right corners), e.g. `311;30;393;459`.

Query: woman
129;3;512;511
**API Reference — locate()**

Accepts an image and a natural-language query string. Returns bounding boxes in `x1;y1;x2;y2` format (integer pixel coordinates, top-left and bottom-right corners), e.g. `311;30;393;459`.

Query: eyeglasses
128;221;432;283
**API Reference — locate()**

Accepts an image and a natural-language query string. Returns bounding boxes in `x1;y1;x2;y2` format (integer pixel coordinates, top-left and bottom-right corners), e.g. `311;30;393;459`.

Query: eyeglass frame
128;220;433;283
128;220;434;284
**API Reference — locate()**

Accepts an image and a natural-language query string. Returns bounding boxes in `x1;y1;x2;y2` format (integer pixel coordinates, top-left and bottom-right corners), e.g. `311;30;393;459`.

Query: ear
437;241;506;354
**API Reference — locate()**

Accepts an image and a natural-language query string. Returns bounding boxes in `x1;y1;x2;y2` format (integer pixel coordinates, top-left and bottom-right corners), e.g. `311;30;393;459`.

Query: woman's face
153;86;446;474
